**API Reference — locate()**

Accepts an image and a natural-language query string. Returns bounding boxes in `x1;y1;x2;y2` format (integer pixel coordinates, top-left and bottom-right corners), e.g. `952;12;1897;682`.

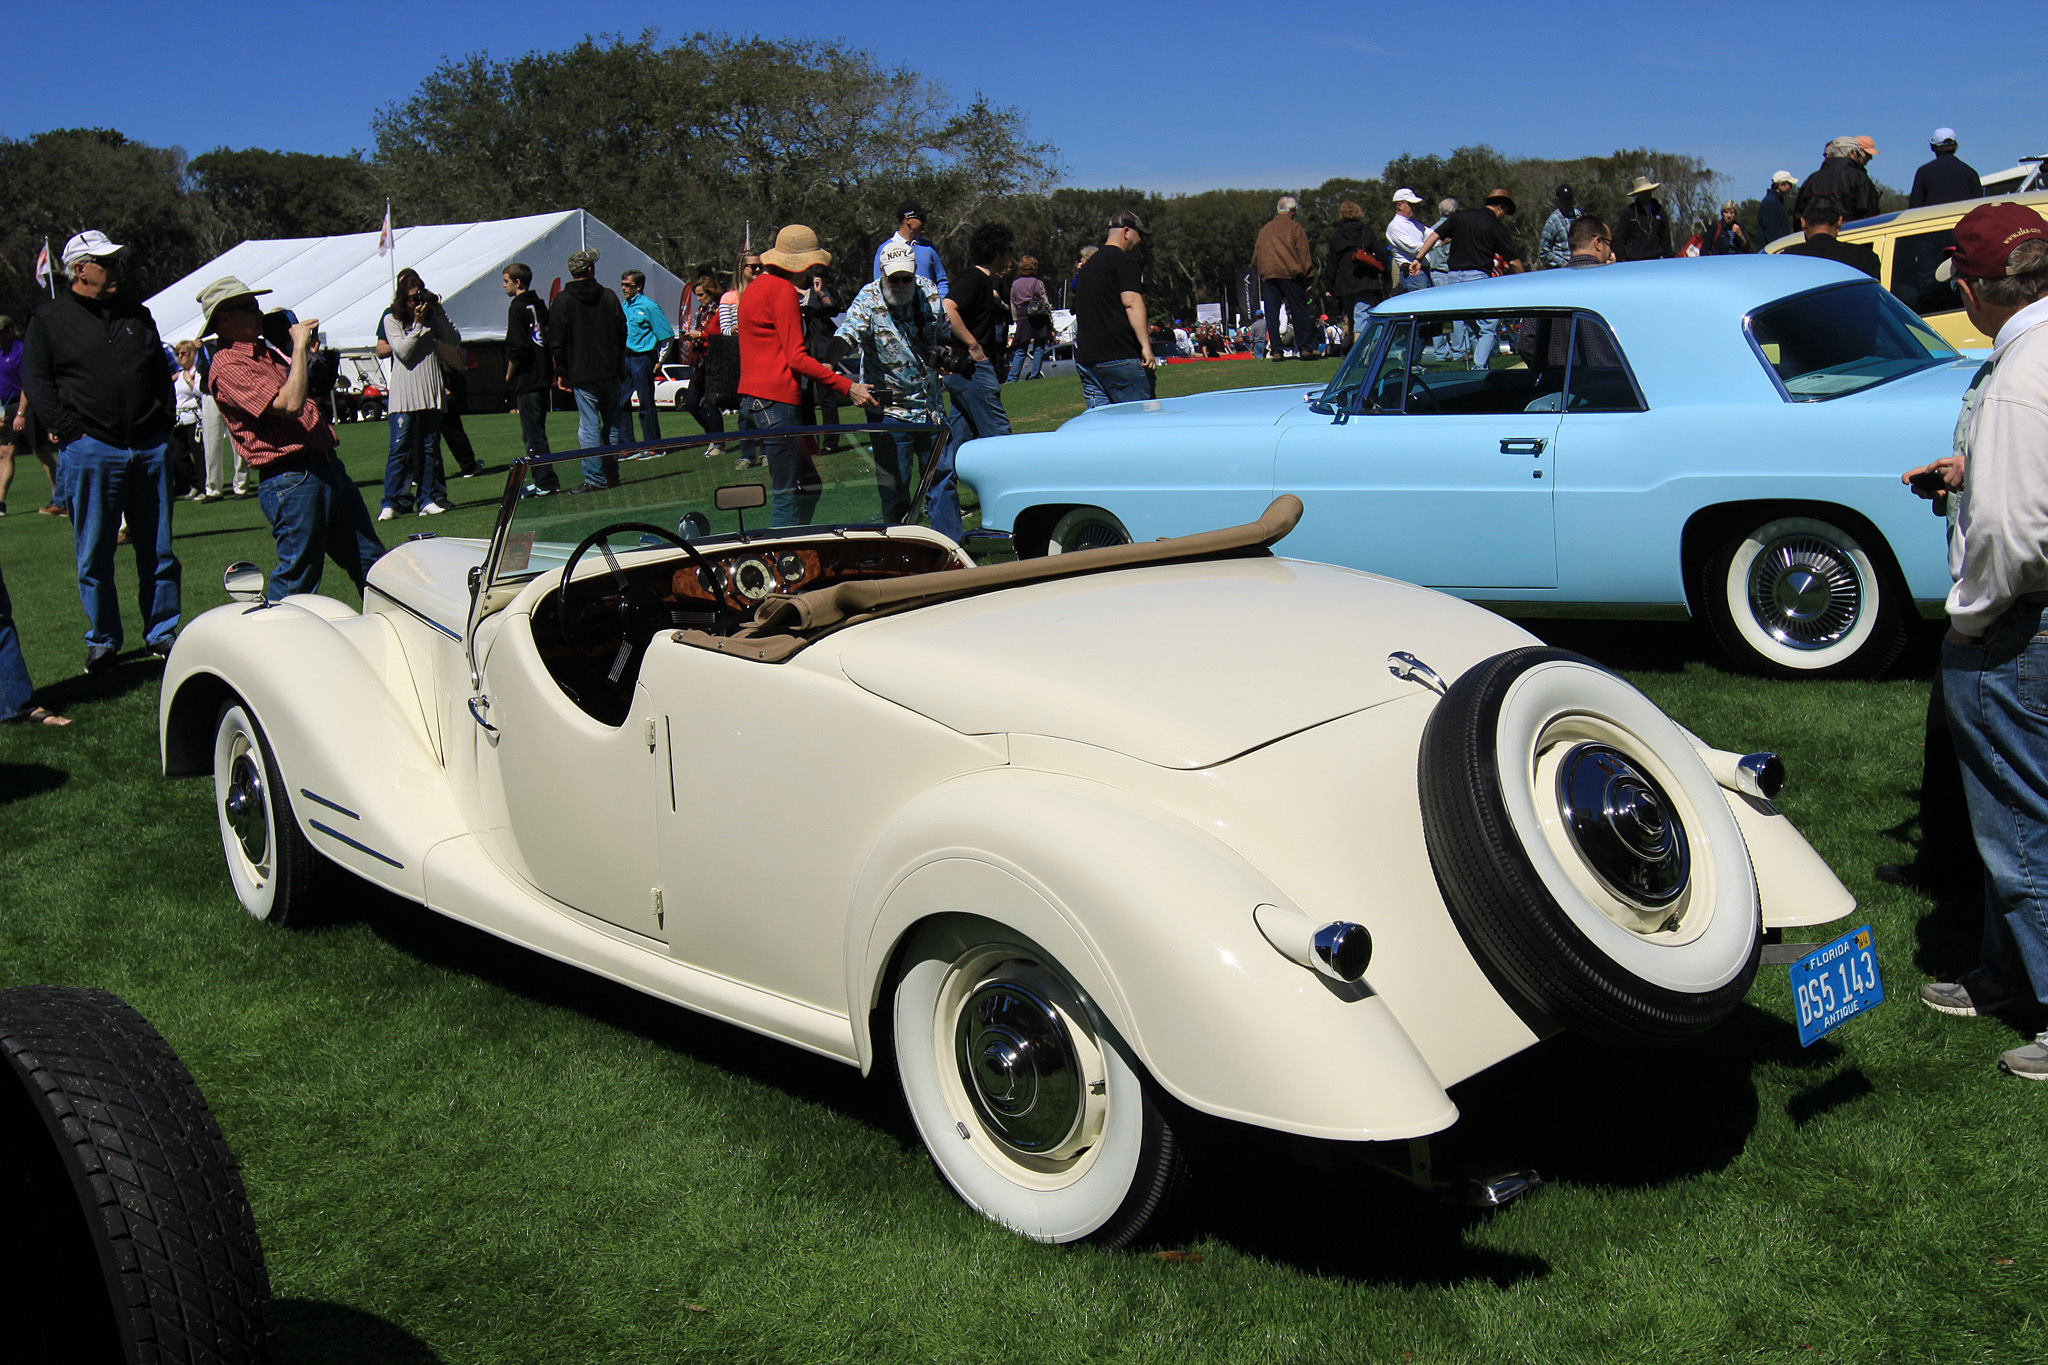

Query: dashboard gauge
730;556;776;602
774;552;807;584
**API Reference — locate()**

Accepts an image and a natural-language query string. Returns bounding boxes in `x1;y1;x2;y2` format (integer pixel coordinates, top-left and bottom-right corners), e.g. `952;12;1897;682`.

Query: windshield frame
1742;279;1962;403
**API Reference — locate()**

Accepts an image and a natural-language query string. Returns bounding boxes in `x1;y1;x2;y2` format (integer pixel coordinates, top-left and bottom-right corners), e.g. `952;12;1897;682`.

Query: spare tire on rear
1418;647;1761;1045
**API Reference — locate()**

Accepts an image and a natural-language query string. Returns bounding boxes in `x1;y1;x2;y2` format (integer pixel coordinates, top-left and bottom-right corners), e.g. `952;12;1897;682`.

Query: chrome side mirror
223;562;266;604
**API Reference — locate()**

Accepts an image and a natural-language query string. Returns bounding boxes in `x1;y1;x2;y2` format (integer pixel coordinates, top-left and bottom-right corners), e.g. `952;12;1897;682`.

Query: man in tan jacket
1254;196;1318;361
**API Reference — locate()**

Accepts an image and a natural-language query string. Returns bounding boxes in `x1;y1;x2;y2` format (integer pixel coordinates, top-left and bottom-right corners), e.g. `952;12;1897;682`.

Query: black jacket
547;278;626;388
22;289;174;448
1781;234;1882;280
505;290;552;395
1795;157;1880;226
1909;152;1982;209
1702;219;1751;255
1322;220;1385;299
1758;186;1793;244
1615;198;1671;261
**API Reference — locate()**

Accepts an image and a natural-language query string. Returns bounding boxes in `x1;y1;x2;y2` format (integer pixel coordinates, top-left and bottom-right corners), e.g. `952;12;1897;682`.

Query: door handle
467;695;497;733
1500;438;1547;455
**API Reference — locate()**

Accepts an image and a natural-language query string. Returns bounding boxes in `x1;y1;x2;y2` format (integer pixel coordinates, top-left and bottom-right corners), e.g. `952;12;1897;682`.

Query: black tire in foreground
0;986;272;1363
1419;648;1762;1046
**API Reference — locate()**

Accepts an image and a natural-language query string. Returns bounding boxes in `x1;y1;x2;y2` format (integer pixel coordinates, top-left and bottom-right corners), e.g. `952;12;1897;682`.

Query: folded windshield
485;425;951;588
1747;282;1960;400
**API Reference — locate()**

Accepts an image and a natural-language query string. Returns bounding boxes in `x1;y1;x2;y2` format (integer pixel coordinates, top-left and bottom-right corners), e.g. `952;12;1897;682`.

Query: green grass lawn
2;372;2042;1364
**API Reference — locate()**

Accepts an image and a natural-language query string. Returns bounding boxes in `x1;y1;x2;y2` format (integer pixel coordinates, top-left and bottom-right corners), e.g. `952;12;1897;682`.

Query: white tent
144;209;689;350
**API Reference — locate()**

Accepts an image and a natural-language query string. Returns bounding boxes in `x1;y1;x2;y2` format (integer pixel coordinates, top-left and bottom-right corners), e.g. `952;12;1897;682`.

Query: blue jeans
1946;603;2048;1008
61;435;180;650
1433;269;1498;363
1078;358;1151;408
0;564;35;720
1351;298;1373;338
1008;340;1048;382
624;351;662;443
574;381;625;488
1395;267;1436;295
382;410;445;513
940;366;1009;544
256;455;387;600
738;396;818;528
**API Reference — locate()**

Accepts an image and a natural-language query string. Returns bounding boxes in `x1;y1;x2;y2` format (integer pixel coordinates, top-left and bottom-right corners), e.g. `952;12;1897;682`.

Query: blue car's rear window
1748;283;1960;400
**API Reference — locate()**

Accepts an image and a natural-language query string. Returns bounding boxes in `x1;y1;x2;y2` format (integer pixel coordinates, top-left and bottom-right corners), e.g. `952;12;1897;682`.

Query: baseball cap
567;248;600;272
878;240;918;278
1555;184;1573;198
1107;209;1150;237
1772;170;1796;185
1855;136;1879;157
61;230;126;268
1932;127;1957;145
896;202;927;222
1392;188;1424;205
1936;203;2048;282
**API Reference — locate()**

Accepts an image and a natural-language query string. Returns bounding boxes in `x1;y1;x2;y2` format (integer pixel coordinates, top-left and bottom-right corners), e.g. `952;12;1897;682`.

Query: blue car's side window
1563;316;1645;413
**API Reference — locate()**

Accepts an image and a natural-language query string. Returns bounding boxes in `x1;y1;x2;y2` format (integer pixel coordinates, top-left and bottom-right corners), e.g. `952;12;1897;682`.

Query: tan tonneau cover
671;495;1303;662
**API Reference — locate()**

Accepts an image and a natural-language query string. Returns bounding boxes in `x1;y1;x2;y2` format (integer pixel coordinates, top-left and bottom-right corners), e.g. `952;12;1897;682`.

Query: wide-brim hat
1628;177;1661;196
196;275;272;332
1484;188;1517;215
760;224;833;272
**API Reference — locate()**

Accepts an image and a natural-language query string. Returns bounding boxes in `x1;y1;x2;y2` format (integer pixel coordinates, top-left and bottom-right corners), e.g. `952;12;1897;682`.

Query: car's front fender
160;600;465;899
846;768;1458;1142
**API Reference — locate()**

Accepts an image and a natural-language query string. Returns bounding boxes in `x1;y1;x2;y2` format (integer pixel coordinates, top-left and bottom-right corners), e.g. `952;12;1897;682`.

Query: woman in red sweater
737;225;873;527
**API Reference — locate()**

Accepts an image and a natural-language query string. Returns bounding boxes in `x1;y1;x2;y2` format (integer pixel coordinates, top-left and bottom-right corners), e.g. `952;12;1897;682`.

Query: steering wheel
555;522;731;686
1405;370;1444;413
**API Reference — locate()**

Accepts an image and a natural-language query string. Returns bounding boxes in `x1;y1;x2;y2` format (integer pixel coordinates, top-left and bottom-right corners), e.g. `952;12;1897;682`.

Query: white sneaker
418;502;446;516
377;507;396;522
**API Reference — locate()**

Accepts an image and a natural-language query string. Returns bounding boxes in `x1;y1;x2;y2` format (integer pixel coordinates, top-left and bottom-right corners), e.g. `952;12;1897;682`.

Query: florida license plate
1790;925;1884;1047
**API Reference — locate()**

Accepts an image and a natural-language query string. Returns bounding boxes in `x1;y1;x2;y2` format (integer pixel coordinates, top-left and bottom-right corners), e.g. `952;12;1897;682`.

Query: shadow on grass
337;884;912;1143
1510;617;1713;674
0;762;68;805
34;654;165;710
273;1299;442;1363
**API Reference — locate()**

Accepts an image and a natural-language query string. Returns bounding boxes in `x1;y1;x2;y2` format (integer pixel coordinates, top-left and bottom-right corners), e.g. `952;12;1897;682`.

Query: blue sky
8;1;2043;203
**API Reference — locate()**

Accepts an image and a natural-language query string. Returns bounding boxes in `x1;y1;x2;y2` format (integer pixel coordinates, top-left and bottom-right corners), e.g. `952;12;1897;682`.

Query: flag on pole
33;237;52;290
377;202;393;257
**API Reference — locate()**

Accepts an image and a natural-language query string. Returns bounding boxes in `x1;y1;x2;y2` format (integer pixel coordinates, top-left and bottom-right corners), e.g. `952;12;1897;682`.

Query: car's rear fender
160;600;465;900
847;768;1458;1142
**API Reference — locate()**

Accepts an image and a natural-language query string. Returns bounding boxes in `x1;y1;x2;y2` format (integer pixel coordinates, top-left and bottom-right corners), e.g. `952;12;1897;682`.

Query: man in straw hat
1614;177;1672;261
739;225;872;527
21;229;181;672
199;276;384;601
1904;203;2048;1079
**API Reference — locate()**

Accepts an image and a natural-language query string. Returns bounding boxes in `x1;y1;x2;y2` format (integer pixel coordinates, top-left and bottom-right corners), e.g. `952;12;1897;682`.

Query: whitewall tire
1703;515;1908;678
211;703;318;925
1045;507;1131;555
891;916;1185;1247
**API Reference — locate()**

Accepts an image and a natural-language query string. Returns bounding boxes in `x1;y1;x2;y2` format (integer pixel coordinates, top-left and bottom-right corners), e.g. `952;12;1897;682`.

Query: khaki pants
200;394;248;496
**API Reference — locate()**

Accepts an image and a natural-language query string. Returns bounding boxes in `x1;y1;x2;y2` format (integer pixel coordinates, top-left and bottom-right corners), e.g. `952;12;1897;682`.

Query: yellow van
1766;190;2048;348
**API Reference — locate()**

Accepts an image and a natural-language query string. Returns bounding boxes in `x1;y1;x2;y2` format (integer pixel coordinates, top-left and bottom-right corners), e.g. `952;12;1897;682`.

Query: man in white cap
1910;129;1982;209
200;276;385;600
1385;189;1433;294
1759;171;1797;243
20;229;180;672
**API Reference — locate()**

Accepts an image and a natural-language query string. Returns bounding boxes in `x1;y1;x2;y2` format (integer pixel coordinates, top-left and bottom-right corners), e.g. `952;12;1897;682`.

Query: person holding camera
835;238;945;525
199;277;384;601
376;268;460;519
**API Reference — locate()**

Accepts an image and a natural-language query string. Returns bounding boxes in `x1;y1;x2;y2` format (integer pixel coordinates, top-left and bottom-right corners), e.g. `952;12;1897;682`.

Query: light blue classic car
958;257;1974;678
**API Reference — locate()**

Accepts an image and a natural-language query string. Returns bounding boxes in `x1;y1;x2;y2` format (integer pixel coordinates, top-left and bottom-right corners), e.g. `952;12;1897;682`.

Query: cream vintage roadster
159;426;1853;1248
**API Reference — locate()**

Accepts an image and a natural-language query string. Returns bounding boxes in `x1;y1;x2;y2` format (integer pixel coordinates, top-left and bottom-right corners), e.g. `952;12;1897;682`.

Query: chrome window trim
1741;279;1959;404
366;582;464;642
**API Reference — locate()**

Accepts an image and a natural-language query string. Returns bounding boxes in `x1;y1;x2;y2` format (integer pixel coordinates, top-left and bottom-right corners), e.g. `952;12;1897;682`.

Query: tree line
0;29;1904;332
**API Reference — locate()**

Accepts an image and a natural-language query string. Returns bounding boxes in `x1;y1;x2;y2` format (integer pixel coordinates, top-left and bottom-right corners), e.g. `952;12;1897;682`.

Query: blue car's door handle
1500;438;1548;455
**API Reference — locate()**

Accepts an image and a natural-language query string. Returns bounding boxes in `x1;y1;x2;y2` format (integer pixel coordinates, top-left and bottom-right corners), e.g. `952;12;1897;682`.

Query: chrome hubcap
1064;521;1128;552
224;751;268;863
955;979;1083;1159
1557;744;1689;910
1748;534;1861;649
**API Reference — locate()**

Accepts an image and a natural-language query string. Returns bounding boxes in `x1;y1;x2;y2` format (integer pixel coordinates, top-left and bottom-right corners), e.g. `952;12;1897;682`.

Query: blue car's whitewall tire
1045;507;1131;555
892;916;1186;1247
1705;515;1908;679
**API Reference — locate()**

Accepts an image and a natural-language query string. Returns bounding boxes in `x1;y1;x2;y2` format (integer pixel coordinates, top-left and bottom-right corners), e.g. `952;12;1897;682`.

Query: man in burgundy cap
1906;203;2048;1079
